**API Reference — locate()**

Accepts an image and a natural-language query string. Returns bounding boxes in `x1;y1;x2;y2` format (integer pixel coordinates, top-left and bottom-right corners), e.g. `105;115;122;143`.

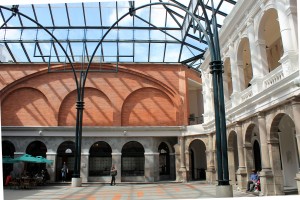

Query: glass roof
0;0;238;71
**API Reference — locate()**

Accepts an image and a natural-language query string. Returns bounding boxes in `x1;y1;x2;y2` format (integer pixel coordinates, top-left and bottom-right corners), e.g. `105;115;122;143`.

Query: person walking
110;165;117;186
61;162;68;182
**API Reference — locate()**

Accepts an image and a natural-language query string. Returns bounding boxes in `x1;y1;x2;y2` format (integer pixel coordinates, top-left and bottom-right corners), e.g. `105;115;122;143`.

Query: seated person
247;169;259;192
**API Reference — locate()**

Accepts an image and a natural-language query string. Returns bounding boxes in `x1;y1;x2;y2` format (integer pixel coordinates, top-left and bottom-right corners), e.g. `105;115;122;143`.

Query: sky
0;0;236;66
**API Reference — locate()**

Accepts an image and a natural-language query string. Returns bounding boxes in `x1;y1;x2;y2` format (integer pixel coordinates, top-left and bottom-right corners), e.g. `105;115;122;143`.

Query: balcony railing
263;66;284;89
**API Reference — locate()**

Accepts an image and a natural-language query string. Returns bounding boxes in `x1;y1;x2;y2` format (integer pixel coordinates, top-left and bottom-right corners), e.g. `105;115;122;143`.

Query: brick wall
1;63;201;126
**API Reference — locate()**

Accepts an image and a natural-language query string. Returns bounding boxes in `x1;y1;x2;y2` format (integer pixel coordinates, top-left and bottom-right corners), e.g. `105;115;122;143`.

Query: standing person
110;165;117;186
246;169;259;192
61;162;68;182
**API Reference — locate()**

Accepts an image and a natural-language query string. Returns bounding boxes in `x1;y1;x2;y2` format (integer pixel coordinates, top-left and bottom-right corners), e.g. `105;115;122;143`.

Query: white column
228;43;242;94
247;18;268;87
228;43;244;107
276;1;299;74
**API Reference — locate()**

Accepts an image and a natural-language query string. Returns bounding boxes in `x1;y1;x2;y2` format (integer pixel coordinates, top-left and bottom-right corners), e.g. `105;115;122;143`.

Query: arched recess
237;38;253;89
26;140;48;177
121;87;176;126
189;139;207;180
253;140;262;171
56;141;75;181
270;113;298;190
258;8;283;72
2;140;16;183
228;131;239;184
89;141;112;177
121;141;145;178
223;57;233;101
58;87;112;126
244;124;261;173
1;87;56;126
158;142;170;180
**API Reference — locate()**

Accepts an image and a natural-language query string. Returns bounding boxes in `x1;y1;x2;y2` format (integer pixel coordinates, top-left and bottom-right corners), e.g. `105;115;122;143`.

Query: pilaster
144;152;160;182
46;152;57;182
80;152;89;183
111;152;122;183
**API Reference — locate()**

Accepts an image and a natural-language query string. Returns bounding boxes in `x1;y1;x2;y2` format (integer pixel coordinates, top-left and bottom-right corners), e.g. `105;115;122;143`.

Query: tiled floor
2;181;264;200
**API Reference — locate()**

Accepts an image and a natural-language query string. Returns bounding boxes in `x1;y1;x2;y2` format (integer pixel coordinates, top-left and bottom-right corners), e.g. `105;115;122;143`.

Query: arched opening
244;124;261;175
2;141;15;184
271;114;299;191
253;140;262;171
259;9;283;72
26;140;47;177
89;141;112;177
158;142;170;180
237;38;253;89
189;139;207;180
56;141;75;182
121;141;145;180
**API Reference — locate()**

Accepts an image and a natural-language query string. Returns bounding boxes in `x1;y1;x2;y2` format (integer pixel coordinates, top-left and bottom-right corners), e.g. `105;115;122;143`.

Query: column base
179;167;187;182
236;168;247;190
259;170;274;196
216;185;233;198
71;177;82;187
295;172;300;193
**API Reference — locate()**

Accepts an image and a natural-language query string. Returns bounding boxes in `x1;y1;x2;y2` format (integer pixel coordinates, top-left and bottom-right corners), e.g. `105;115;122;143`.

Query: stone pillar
185;150;191;181
257;112;275;196
276;1;298;74
169;153;176;180
144;152;160;182
174;144;181;182
227;147;236;186
111;152;122;183
268;139;284;195
247;18;268;94
80;152;89;183
179;137;187;182
206;133;216;184
13;152;25;178
235;123;247;190
291;99;300;192
46;152;57;182
243;143;253;175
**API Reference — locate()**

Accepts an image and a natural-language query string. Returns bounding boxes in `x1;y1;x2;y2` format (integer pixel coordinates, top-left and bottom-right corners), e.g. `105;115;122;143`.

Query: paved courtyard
3;181;260;200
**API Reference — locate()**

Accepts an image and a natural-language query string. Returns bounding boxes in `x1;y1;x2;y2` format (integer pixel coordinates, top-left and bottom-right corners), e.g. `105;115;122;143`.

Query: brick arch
1;87;56;126
121;87;177;126
58;87;112;126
